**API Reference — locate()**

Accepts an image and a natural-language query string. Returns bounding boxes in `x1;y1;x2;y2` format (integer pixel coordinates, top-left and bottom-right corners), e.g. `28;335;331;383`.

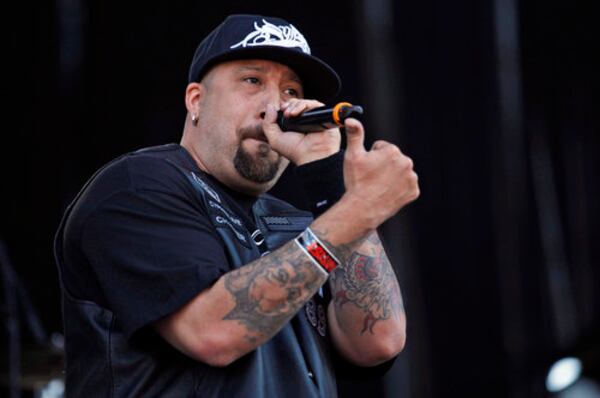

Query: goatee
234;125;281;183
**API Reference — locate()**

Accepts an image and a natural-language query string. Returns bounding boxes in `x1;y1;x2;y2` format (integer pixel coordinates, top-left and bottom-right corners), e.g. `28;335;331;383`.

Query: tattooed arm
155;113;417;367
323;229;406;366
154;218;403;368
154;238;328;367
303;116;416;367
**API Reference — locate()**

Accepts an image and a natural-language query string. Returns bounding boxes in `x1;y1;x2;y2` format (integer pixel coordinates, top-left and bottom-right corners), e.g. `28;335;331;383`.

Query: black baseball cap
188;14;341;101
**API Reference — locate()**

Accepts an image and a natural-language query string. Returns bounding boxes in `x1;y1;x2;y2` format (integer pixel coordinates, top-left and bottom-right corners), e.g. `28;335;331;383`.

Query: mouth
247;133;268;143
239;125;269;143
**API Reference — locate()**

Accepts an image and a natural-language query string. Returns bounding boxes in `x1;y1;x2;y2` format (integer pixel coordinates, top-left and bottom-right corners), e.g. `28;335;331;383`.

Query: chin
232;147;289;195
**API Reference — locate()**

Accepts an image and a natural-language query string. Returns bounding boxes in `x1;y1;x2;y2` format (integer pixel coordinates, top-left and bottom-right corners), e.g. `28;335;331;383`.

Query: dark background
3;0;599;397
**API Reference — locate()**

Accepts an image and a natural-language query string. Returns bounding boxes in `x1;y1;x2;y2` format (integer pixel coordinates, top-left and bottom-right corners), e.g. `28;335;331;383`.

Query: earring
191;113;198;126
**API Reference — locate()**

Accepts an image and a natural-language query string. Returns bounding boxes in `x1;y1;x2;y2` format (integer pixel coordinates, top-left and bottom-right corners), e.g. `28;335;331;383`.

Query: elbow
155;319;243;367
381;314;408;358
364;313;407;365
379;331;406;359
362;332;406;366
377;320;407;360
349;323;407;367
191;347;235;368
189;333;244;367
330;308;408;367
340;333;406;367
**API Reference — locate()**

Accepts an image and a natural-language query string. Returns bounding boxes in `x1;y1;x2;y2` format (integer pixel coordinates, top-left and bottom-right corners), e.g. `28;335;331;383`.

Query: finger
283;100;304;117
262;103;278;124
280;99;298;113
262;104;282;142
371;140;389;150
284;99;324;117
344;118;366;155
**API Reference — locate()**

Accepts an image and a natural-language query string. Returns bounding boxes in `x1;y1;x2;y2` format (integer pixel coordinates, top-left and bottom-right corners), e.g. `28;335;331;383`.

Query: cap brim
197;46;341;102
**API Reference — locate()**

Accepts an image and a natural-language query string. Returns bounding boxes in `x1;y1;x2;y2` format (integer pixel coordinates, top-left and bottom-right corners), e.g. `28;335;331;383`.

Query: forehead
209;59;302;84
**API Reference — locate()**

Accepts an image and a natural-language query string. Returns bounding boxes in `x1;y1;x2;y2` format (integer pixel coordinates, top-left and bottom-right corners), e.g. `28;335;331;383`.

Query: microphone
276;102;364;133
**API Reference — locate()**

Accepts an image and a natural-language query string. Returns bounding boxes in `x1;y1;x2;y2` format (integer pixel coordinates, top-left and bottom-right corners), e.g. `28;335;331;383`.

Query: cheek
201;116;240;151
200;92;244;133
198;94;252;153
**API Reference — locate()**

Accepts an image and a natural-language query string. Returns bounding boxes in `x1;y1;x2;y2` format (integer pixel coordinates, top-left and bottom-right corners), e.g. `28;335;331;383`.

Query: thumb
344;118;365;155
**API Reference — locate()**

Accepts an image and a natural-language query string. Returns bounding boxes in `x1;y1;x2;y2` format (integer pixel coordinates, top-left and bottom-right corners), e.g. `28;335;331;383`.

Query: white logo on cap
230;19;311;54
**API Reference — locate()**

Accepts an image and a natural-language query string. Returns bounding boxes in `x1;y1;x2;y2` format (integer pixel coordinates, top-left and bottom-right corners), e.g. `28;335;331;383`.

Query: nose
258;84;285;120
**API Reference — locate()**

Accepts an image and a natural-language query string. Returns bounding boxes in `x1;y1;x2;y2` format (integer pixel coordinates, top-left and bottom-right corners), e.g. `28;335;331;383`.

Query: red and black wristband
295;228;340;274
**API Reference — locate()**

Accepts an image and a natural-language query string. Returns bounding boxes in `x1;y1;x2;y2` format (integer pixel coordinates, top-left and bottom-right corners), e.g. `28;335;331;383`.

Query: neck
179;136;270;198
180;127;209;174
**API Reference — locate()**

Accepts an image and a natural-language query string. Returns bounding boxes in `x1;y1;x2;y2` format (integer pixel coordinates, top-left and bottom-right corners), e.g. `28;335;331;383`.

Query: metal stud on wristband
295;228;340;274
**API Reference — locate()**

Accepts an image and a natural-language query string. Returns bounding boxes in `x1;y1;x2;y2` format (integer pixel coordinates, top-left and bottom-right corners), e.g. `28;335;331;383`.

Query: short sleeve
79;157;230;339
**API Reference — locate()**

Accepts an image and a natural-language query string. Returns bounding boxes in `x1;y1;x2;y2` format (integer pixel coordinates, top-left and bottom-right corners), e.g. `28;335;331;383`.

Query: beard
233;125;281;183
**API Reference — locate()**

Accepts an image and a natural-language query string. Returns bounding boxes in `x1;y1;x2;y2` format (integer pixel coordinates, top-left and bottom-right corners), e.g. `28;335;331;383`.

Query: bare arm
156;101;418;367
154;212;398;367
299;115;416;367
155;238;328;367
324;230;406;366
155;218;404;368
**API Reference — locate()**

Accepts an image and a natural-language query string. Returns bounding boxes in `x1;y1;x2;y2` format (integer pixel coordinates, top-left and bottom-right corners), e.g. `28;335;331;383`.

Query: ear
185;82;206;116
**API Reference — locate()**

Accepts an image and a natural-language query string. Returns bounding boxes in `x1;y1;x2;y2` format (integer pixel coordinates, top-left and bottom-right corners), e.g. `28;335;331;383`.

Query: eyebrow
286;73;303;85
236;65;302;84
237;65;266;73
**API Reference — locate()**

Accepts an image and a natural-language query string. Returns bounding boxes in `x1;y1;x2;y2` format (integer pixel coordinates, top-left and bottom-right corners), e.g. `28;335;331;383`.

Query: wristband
294;150;345;216
295;228;340;274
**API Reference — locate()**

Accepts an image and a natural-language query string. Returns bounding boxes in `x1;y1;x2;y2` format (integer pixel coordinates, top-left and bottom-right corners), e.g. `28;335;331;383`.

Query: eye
284;87;301;98
244;77;261;85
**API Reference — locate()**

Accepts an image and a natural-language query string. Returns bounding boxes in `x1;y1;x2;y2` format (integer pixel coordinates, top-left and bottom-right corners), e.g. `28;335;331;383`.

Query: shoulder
87;144;194;195
65;144;203;230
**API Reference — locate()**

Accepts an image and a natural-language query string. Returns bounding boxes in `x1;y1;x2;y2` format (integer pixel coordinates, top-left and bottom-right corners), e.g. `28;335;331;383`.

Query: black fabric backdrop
3;1;598;397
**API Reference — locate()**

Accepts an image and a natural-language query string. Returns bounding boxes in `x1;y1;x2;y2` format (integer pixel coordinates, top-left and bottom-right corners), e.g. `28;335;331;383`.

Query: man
54;14;419;397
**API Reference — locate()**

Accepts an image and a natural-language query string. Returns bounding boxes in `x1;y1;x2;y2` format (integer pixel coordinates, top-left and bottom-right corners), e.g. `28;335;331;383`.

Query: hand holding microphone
262;100;363;165
277;102;364;133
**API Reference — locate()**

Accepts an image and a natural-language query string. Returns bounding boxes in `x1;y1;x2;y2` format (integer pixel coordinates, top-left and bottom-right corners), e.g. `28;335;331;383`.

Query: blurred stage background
2;0;599;397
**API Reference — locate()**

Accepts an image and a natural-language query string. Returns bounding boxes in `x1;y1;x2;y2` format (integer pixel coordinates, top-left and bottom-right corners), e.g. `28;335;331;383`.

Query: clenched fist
341;118;419;230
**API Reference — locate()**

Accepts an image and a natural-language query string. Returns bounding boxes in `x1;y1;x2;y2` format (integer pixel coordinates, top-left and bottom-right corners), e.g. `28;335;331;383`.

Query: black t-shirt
60;144;231;338
56;143;351;397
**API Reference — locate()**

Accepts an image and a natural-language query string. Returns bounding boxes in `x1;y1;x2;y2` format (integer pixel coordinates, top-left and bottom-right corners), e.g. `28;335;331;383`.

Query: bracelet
295;228;340;274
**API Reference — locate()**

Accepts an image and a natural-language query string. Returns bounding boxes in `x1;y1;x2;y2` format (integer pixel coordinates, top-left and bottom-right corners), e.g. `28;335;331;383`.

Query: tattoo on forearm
223;241;327;342
326;233;405;334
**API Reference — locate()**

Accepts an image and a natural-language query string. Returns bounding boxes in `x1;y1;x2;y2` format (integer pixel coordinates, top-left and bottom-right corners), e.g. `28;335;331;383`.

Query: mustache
238;124;268;143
